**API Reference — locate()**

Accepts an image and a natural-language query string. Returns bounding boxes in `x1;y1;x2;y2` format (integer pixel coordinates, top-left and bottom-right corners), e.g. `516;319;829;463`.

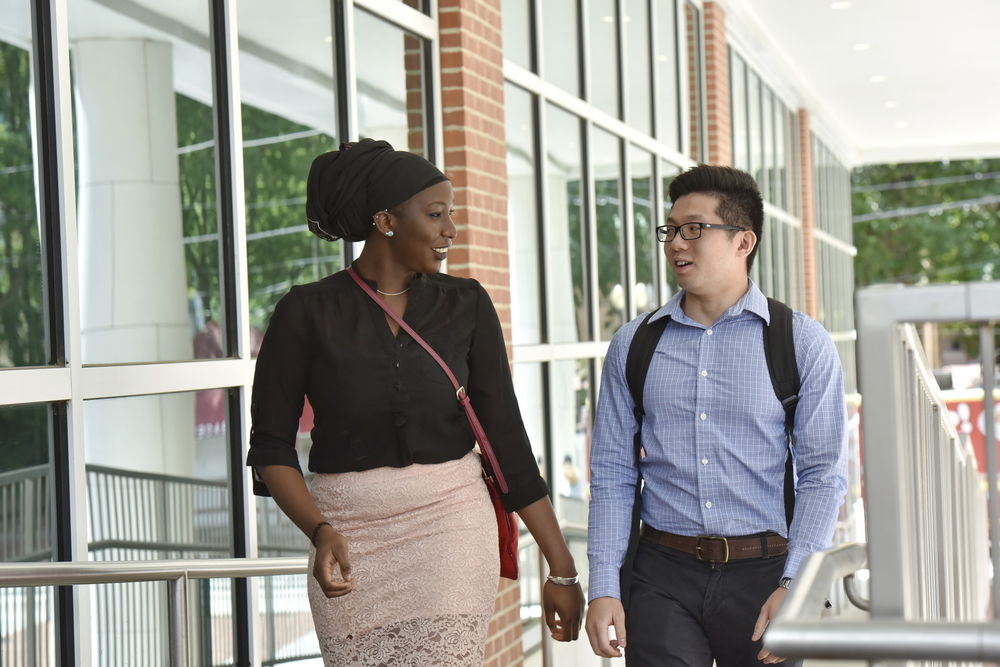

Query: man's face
663;192;755;296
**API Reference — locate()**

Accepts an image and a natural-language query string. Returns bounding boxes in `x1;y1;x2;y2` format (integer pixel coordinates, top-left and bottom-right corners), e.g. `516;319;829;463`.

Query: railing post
980;321;999;620
168;575;189;667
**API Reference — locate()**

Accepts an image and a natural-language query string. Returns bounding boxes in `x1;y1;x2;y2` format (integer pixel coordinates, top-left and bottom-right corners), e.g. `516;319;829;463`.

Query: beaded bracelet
546;574;580;586
310;521;332;547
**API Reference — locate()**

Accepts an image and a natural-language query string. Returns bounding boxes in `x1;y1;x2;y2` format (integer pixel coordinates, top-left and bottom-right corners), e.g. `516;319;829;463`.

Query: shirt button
701;457;709;465
700;370;708;377
706;329;713;336
699;412;707;420
705;501;713;508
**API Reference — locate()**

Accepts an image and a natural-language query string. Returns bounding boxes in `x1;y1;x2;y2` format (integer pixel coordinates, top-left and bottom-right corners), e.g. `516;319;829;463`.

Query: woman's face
385;180;456;274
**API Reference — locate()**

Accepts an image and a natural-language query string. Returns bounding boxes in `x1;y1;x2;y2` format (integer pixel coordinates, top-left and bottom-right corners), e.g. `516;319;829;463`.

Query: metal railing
765;281;998;663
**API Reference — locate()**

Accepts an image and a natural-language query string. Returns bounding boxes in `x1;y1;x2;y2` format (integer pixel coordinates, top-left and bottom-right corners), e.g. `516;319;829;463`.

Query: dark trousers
625;540;802;667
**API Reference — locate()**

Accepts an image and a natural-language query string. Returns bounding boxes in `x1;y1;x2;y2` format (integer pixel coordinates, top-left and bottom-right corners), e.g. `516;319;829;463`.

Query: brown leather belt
641;525;787;563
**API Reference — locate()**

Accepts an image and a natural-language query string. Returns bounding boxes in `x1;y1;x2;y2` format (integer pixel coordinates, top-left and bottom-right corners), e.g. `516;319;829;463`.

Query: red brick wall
685;3;701;162
798;109;819;318
437;1;524;665
703;2;731;166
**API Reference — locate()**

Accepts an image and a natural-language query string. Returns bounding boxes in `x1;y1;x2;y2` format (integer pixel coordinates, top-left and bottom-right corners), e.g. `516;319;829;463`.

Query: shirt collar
647;279;770;325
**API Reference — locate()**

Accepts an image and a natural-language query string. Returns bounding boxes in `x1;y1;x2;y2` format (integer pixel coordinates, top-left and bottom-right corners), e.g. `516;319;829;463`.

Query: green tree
852;158;1000;287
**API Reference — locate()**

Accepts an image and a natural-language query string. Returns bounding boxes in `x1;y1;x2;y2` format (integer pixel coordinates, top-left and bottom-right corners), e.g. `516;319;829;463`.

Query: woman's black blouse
246;266;548;512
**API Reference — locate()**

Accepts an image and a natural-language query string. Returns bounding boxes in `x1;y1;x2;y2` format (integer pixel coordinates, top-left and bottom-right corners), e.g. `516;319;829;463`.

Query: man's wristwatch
778;577;793;590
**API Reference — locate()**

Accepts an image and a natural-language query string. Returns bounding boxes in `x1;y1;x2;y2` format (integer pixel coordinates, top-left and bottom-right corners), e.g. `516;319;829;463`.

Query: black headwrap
306;139;448;242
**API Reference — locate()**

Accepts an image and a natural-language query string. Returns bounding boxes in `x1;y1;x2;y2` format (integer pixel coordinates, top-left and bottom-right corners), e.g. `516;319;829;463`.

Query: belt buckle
696;536;729;564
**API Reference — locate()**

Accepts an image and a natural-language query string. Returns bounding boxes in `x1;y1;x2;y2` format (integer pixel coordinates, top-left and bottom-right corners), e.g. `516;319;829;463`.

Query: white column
74;38;194;477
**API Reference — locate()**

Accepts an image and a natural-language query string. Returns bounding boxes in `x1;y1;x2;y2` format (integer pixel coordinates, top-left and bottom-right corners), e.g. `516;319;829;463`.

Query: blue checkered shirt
587;281;848;602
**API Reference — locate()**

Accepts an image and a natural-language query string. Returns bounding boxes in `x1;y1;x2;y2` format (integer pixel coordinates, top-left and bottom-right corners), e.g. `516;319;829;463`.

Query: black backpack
618;298;800;610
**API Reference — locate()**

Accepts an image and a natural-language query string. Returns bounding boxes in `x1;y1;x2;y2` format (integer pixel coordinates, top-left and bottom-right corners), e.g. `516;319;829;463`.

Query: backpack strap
619;311;669;610
763;298;800;529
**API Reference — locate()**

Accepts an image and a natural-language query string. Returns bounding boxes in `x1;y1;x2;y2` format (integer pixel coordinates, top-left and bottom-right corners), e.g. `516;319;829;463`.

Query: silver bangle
546;574;579;586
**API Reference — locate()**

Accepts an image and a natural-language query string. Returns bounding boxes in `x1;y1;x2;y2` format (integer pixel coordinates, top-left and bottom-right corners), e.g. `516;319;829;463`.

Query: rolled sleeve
587;320;642;602
784;315;849;578
467;282;549;512
246;289;311;496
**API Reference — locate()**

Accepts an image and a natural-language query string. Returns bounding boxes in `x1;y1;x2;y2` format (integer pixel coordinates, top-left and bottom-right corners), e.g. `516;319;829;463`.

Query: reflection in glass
730;51;748;172
0;33;46;368
506;85;542;345
0;402;52;663
541;0;580;97
356;9;427;155
661;160;682;295
775;99;788;209
655;0;680;150
551;359;591;526
588;0;620;118
625;0;652;135
747;71;763;189
513;363;547;480
545;104;588;343
684;2;703;160
762;88;774;203
238;0;342;343
593;129;625;340
502;0;532;70
630;146;657;313
70;0;224;365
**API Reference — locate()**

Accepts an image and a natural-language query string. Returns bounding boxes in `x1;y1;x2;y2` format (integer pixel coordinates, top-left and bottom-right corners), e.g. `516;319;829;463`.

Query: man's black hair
668;164;765;272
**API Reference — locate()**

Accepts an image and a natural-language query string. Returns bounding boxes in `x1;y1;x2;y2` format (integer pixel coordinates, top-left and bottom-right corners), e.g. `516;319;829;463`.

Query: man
585;165;847;666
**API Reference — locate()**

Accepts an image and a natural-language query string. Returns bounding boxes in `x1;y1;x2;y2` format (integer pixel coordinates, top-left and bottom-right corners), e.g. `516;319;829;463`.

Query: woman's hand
543;579;585;641
312;524;355;598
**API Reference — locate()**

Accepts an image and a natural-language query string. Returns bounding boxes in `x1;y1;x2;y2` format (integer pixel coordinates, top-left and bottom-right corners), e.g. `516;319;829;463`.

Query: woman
247;139;584;666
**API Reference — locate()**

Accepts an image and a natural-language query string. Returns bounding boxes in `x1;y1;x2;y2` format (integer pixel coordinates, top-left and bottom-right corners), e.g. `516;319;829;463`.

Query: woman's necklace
376;287;409;296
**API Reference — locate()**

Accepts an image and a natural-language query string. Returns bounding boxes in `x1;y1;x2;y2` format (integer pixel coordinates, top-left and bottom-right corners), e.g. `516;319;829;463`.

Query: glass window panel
0;25;47;368
541;0;580;97
775;100;787;210
654;0;679;149
747;71;762;187
70;0;224;365
506;85;542;345
355;9;428;155
0;402;54;664
588;0;620;118
762;88;774;203
730;51;748;172
625;0;652;135
545;104;588;343
513;362;547;480
502;0;532;70
630;145;657;313
550;359;592;526
238;0;341;351
593;129;625;340
661;160;682;296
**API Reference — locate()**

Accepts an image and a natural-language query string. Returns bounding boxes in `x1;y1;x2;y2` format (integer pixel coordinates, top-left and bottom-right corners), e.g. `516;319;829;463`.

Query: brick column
703;2;731;166
684;3;701;162
798;108;819;318
438;1;524;665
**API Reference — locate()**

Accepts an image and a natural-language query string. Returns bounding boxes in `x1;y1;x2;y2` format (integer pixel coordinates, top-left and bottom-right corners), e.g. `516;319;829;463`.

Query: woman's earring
385;230;394;238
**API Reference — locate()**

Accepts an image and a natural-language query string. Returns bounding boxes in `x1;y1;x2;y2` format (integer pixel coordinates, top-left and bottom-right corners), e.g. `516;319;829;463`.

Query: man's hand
312;525;355;598
753;587;788;664
543;580;585;641
585;596;627;658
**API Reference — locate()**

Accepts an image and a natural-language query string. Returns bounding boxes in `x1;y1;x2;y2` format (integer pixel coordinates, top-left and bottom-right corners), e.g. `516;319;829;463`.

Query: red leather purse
347;267;519;579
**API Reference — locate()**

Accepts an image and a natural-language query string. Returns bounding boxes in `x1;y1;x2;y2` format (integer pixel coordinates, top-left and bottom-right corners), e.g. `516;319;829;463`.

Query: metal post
168;575;189;667
981;322;999;620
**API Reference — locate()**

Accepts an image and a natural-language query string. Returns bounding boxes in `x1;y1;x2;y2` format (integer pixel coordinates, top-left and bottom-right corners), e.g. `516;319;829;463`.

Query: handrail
764;543;1000;661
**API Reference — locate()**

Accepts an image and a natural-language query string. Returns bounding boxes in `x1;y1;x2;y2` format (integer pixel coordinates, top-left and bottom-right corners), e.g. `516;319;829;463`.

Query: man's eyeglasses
656;222;746;243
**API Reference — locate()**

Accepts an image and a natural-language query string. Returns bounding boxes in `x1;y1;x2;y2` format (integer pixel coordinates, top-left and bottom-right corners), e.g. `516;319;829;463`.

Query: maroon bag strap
346;267;509;494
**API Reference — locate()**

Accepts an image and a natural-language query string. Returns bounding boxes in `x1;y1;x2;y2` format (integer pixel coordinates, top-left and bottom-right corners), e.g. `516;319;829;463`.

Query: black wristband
310;521;332;547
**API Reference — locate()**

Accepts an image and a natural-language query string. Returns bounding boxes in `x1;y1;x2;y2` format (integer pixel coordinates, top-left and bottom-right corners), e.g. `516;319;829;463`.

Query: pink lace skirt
307;451;500;666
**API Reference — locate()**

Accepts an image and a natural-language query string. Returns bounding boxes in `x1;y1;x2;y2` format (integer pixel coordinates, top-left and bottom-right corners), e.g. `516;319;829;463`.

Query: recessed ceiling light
896;121;909;129
884;100;898;108
830;1;852;9
869;75;887;83
852;43;871;51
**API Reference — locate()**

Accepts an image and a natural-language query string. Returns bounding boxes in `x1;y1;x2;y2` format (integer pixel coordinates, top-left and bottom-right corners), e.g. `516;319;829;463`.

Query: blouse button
394;361;400;368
